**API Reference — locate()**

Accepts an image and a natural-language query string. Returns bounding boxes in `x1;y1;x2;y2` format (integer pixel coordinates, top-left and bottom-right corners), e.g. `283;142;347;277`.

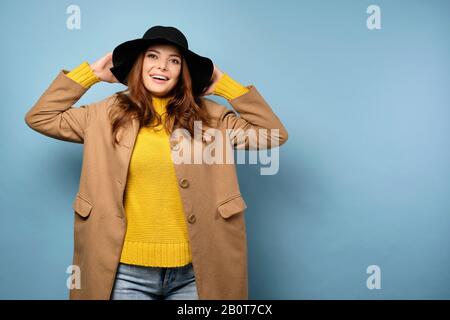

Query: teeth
152;75;168;80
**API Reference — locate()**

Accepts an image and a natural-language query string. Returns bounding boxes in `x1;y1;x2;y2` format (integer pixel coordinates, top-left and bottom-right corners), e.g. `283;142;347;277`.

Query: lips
150;74;169;80
151;77;168;84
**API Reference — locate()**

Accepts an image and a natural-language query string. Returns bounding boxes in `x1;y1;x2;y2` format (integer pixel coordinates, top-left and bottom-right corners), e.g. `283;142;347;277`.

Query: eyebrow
146;49;181;59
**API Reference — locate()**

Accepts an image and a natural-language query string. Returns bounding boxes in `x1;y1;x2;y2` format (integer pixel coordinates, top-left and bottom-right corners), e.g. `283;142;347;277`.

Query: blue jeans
110;262;199;300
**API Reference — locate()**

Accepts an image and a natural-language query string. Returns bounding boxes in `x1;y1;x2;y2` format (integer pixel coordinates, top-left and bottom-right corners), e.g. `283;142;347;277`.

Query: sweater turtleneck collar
152;95;173;114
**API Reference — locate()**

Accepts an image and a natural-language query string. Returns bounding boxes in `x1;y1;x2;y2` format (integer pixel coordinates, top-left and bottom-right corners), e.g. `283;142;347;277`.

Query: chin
144;85;162;94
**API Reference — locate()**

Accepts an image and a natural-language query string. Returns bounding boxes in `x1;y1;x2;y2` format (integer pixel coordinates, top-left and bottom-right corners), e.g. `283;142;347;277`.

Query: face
142;43;182;97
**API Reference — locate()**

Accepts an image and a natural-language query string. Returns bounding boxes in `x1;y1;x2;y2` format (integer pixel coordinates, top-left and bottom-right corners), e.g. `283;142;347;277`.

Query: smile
151;76;169;84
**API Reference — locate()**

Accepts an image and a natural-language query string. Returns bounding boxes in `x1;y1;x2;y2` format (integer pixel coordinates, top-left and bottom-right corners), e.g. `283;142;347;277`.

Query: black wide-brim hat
110;25;214;96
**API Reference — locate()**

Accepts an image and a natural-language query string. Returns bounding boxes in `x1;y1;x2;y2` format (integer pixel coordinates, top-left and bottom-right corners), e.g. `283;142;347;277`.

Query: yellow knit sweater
67;61;249;267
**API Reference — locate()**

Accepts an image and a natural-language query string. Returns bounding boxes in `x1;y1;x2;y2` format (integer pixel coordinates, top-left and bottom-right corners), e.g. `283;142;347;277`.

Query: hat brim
110;38;213;96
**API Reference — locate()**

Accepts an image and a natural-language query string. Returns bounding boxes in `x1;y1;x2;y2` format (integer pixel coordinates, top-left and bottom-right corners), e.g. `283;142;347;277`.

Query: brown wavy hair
108;48;212;147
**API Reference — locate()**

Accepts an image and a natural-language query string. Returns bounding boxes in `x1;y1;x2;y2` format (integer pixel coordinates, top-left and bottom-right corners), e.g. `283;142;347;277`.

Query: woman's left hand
200;63;224;96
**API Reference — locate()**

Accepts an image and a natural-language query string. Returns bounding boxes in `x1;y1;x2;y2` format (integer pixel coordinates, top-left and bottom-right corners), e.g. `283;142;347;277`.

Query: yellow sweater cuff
212;73;250;100
66;61;101;88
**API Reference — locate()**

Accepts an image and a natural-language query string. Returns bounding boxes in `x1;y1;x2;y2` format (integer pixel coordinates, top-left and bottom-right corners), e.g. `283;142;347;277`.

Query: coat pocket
72;193;93;218
217;194;247;219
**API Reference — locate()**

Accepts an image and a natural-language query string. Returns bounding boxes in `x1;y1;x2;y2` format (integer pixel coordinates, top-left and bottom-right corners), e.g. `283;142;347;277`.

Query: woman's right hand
90;52;119;83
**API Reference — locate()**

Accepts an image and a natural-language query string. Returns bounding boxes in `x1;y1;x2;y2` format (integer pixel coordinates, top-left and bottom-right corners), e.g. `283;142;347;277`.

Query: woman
25;25;288;300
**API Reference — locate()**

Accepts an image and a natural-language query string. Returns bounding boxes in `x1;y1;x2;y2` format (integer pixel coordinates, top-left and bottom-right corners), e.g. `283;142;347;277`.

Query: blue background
1;0;449;299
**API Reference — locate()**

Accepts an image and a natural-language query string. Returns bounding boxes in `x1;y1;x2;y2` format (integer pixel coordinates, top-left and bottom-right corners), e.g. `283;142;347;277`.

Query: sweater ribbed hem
119;241;192;267
213;73;250;100
66;61;101;88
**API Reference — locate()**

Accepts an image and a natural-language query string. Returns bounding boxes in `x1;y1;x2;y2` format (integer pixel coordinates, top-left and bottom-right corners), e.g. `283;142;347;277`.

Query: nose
158;61;168;71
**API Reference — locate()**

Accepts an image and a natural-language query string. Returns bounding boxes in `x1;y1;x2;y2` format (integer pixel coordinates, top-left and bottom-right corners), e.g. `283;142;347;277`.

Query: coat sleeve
24;70;96;144
218;85;289;150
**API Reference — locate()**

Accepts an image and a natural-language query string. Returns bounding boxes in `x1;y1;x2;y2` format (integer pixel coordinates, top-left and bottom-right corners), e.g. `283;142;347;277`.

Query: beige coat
25;70;288;300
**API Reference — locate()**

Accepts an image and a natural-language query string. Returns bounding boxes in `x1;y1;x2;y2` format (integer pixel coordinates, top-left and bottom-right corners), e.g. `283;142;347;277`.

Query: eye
147;53;157;59
171;59;180;64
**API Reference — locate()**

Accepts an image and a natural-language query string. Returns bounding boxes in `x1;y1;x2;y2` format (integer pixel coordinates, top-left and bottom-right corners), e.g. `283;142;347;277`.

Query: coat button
179;178;189;188
187;214;196;223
